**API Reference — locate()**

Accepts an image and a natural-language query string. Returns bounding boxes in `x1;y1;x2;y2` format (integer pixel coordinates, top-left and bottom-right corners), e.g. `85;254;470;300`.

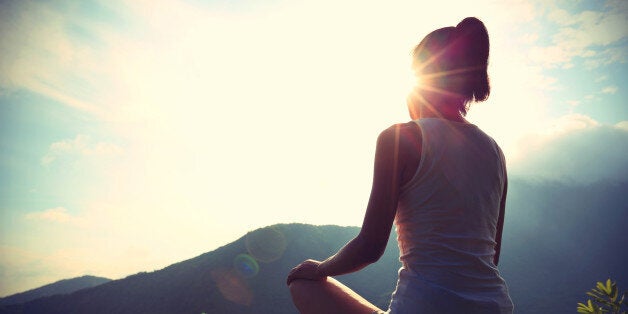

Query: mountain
0;276;111;306
0;224;399;314
499;178;628;313
1;179;626;313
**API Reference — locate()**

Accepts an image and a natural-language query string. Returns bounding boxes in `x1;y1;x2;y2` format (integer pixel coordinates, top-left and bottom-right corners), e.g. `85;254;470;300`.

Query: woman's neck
407;89;469;123
409;88;468;123
419;102;467;123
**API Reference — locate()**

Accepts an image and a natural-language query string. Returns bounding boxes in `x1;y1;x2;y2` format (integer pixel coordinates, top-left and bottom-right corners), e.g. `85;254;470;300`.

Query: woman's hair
412;17;490;115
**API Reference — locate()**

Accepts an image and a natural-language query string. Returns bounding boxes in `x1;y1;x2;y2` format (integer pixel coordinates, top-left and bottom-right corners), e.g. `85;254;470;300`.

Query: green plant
577;279;627;314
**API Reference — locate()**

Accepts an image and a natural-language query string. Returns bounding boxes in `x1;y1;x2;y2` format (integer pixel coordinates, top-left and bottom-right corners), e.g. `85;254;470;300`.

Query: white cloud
584;46;628;69
601;85;618;94
41;135;122;165
0;1;110;115
549;113;600;133
527;45;572;68
0;1;156;122
616;121;628;130
527;0;628;69
25;207;86;227
510;115;628;183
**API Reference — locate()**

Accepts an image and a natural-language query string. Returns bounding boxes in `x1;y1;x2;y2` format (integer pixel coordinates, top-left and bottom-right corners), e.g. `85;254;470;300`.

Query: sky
0;0;626;296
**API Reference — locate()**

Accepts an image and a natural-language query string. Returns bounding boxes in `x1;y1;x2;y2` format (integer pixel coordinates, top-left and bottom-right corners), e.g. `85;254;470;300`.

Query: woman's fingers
286;260;324;285
287;263;305;285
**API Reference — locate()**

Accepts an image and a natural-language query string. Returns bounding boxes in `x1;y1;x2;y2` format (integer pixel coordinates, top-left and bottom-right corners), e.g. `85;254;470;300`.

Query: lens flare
210;268;253;306
233;254;259;278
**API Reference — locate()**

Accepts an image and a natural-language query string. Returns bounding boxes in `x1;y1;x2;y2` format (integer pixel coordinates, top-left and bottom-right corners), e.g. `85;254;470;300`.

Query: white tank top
389;118;513;313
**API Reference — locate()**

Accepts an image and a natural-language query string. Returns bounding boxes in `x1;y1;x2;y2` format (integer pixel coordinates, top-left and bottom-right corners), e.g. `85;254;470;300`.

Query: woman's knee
289;279;316;304
289;278;381;314
289;279;316;312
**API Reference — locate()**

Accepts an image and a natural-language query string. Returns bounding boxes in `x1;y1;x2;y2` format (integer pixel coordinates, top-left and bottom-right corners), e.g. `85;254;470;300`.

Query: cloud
0;0;137;118
601;85;618;94
595;75;608;82
25;207;86;227
528;0;628;69
41;135;122;165
616;121;628;131
510;114;628;183
0;2;95;113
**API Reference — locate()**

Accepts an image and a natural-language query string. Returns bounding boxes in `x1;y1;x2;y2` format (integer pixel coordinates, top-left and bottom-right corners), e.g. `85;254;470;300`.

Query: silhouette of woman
287;17;514;313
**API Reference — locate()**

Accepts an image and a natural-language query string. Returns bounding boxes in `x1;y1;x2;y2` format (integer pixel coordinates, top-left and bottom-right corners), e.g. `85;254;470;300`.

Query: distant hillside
0;224;399;314
0;276;111;306
1;179;626;313
499;178;628;313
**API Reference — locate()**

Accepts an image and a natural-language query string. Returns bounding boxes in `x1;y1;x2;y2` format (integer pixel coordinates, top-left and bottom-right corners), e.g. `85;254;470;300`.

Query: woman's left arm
287;125;406;284
493;173;507;266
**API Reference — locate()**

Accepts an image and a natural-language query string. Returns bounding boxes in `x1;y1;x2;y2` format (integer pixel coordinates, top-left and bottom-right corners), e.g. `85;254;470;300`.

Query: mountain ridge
0;224;399;314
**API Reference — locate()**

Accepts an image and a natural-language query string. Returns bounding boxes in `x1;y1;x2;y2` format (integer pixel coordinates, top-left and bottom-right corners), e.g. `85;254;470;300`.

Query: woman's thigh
289;277;385;314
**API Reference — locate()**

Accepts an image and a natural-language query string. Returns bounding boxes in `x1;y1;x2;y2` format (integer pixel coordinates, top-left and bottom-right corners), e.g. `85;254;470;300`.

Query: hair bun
455;17;490;103
456;17;486;37
454;17;489;66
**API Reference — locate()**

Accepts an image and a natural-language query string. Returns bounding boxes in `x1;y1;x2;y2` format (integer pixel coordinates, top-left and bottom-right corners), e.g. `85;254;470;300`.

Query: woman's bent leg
289;277;384;314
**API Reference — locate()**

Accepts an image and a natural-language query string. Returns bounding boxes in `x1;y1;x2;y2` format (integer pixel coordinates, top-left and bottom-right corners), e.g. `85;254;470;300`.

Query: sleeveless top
387;118;513;313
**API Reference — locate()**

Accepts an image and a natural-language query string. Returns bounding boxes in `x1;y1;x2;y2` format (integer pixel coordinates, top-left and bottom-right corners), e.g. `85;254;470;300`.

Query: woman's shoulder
376;122;422;186
378;122;422;158
381;121;422;134
378;122;421;144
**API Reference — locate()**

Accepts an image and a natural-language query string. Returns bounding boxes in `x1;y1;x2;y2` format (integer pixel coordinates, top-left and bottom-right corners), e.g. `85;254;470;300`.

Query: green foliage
577;279;627;314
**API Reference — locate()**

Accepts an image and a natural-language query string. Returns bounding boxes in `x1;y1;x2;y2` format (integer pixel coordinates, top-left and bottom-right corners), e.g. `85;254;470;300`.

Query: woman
286;17;514;314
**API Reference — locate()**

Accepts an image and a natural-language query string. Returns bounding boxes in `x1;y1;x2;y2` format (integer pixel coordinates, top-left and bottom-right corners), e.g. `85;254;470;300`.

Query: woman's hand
286;259;326;286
